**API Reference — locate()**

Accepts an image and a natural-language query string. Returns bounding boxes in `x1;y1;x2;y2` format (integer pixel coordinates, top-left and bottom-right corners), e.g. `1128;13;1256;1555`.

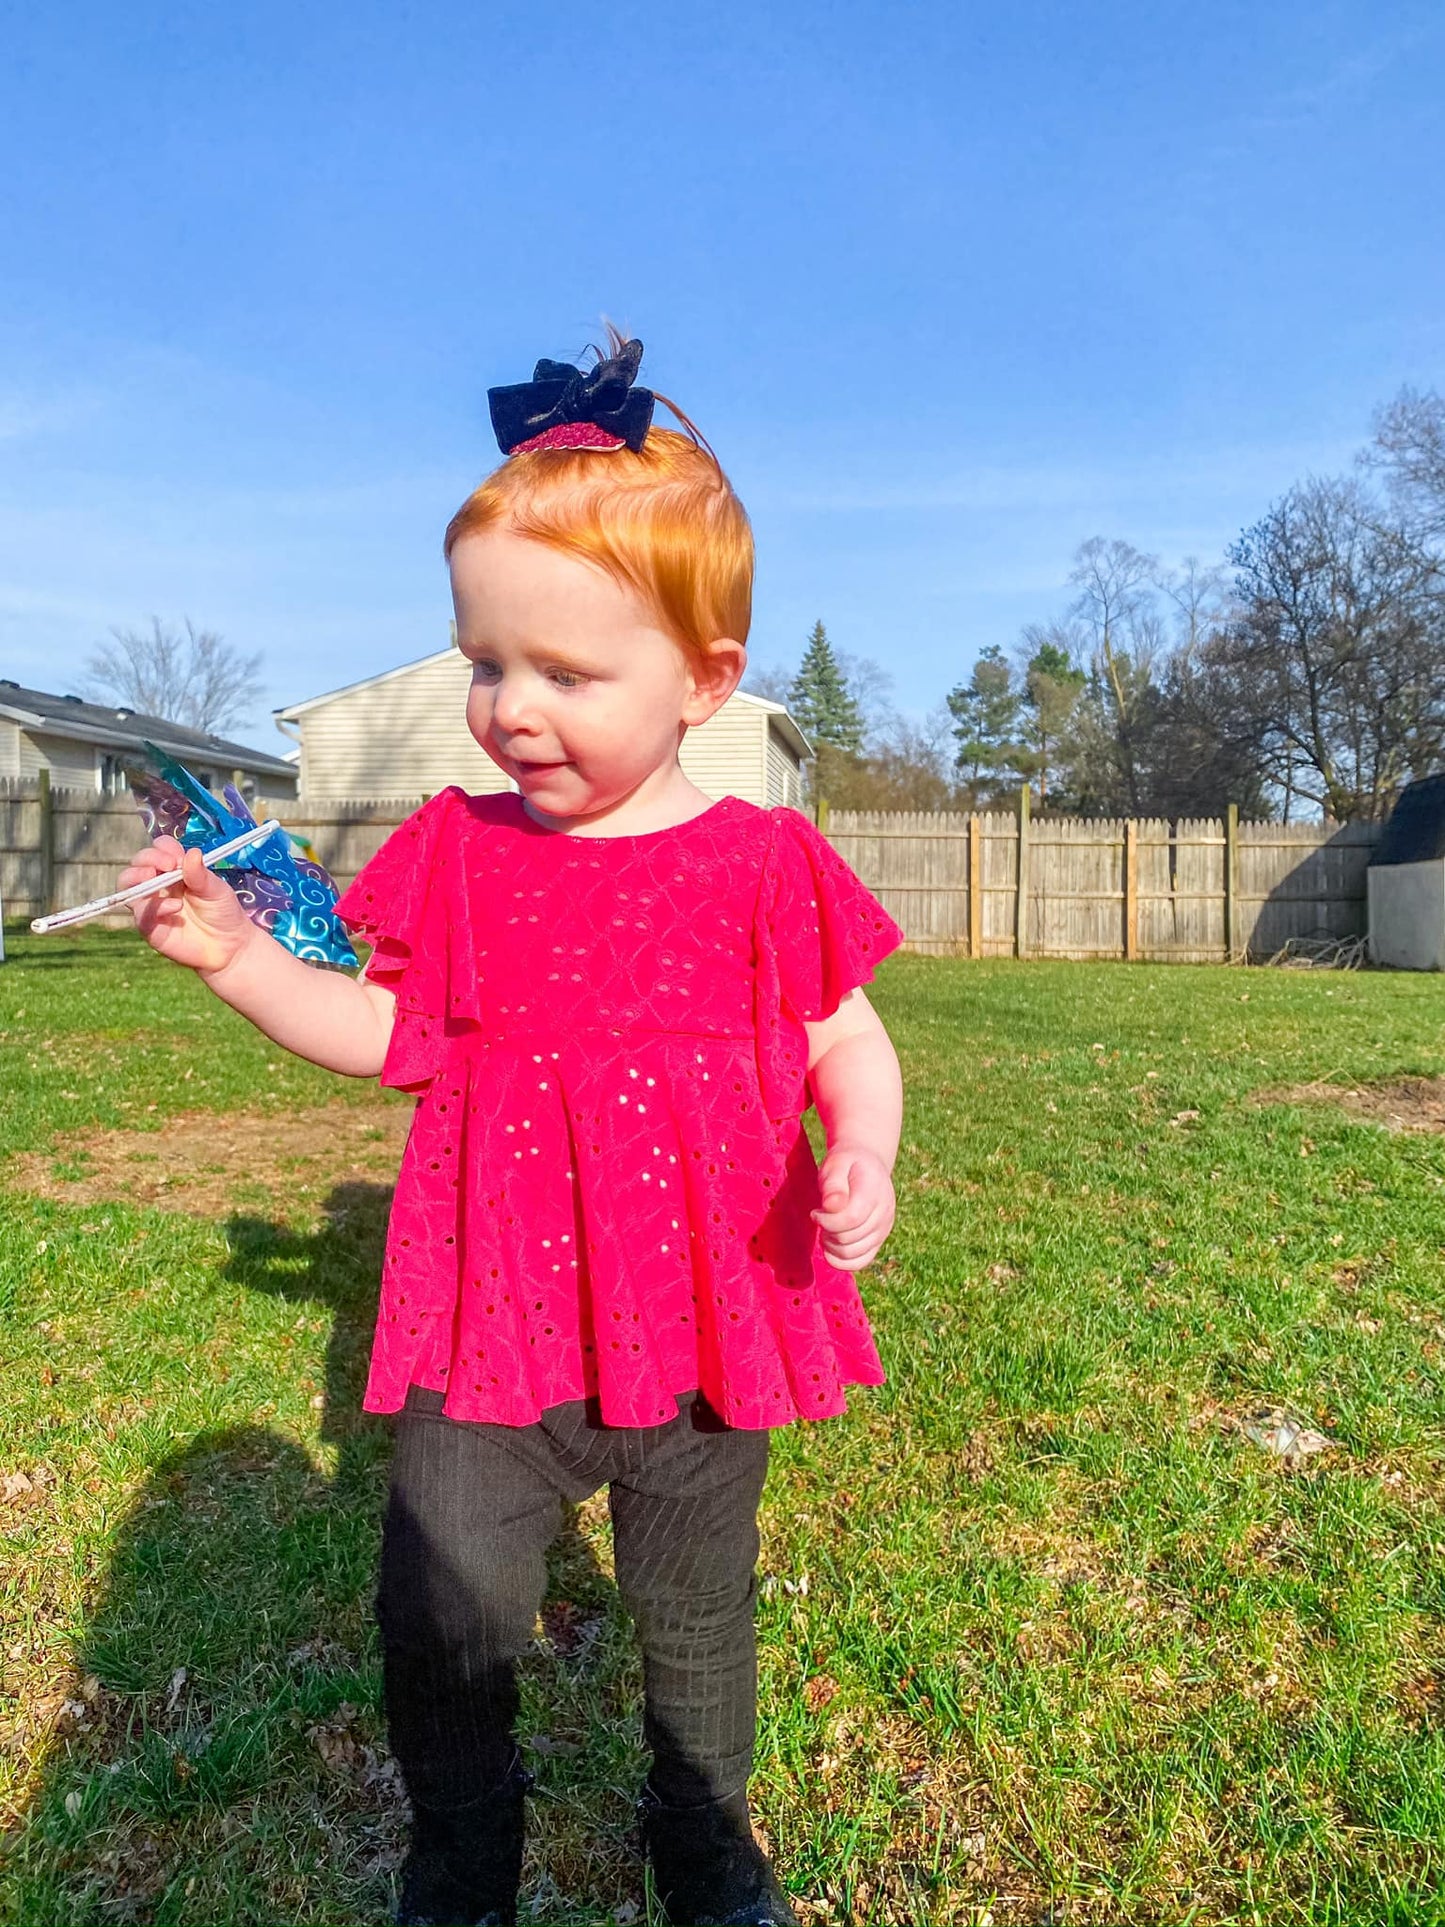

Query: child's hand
120;837;256;976
812;1145;896;1272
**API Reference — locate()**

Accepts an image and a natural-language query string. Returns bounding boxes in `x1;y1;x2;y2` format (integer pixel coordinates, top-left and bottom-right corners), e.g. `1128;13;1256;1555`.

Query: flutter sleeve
334;789;479;1091
753;808;904;1119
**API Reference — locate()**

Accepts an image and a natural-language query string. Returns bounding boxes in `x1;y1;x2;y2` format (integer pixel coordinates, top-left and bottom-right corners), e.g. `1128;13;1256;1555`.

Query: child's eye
548;669;588;689
469;660;502;683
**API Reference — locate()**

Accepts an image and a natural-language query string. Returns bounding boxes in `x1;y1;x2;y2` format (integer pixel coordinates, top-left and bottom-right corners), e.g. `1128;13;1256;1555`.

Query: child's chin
516;767;575;797
515;769;594;815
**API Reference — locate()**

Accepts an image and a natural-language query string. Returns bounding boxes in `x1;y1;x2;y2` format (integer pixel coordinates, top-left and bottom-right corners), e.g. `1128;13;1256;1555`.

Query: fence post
37;768;55;916
1224;803;1239;962
816;796;830;836
1015;784;1030;959
1124;819;1139;961
967;813;982;959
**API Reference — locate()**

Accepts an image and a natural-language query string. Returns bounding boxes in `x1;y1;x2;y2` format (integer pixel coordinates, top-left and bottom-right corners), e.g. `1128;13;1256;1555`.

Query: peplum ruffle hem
336;790;902;1429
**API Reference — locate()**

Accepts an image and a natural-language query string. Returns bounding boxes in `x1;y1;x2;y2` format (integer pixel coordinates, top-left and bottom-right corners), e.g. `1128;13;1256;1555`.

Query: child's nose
491;679;541;733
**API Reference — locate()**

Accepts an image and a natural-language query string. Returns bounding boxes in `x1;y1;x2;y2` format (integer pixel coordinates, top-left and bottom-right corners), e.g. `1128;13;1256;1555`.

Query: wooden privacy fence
1;778;1381;963
826;800;1381;961
0;779;421;924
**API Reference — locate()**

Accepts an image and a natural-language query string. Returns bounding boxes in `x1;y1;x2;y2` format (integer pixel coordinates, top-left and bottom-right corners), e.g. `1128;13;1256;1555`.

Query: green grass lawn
1;928;1443;1925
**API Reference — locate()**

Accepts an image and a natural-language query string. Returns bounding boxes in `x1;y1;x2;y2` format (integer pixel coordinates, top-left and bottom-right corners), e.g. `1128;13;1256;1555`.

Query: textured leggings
378;1387;770;1815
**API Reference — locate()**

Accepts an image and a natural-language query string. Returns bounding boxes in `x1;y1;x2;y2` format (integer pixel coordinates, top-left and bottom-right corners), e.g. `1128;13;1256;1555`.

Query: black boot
641;1786;799;1927
394;1757;530;1927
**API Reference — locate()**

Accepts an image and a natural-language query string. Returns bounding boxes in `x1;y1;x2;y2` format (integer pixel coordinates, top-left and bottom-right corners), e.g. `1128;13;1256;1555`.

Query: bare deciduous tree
1157;556;1232;655
835;652;896;751
1369;386;1445;544
739;664;795;706
812;705;959;811
1067;538;1163;812
86;618;264;736
1209;477;1445;820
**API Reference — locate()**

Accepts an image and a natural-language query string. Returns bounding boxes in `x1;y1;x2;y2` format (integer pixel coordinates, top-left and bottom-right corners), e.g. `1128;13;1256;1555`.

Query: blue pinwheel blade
129;749;357;968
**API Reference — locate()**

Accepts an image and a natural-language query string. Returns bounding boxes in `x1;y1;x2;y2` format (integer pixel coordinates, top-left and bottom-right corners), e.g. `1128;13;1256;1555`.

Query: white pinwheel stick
30;819;284;935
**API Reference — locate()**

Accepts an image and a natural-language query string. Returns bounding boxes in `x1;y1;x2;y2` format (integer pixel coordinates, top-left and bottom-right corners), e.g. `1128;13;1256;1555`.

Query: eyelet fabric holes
345;791;893;1429
336;788;485;1092
752;807;904;1123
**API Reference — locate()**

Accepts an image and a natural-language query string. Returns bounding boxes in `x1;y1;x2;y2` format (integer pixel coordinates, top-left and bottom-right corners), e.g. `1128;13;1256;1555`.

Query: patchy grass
1;928;1444;1924
7;1100;411;1219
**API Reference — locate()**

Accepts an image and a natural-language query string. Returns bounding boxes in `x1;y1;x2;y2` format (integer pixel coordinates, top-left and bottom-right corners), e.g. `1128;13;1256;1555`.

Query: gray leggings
378;1387;770;1815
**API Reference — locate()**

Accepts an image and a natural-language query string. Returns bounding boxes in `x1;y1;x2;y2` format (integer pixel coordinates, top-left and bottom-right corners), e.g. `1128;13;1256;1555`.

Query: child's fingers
823;1244;877;1273
819;1232;885;1274
813;1204;870;1236
133;893;185;937
822;1208;890;1256
813;1172;886;1234
180;846;234;899
119;838;193;893
820;1176;895;1257
119;840;178;890
814;1152;893;1258
823;1235;886;1273
814;1154;865;1223
124;844;231;908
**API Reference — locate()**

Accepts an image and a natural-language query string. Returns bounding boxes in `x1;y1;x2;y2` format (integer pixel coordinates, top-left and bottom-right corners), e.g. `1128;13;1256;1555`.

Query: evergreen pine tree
1020;638;1085;805
787;621;865;754
946;645;1022;799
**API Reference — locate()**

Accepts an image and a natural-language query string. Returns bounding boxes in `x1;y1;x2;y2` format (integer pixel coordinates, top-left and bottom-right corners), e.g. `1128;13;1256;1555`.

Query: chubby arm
121;836;396;1077
802;987;903;1273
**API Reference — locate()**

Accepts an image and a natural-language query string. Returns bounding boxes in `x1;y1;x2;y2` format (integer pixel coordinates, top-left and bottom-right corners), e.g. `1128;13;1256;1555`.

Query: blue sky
2;0;1442;749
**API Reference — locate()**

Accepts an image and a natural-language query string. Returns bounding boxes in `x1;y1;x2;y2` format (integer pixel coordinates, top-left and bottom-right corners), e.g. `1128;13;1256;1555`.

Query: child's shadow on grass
11;1183;641;1927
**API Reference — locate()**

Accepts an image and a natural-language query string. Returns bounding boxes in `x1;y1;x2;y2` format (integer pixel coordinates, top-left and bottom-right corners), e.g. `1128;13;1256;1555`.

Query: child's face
450;528;742;825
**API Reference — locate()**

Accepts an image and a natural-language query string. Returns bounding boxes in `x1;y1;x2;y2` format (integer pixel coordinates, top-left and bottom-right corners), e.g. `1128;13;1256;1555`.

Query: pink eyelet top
335;789;903;1430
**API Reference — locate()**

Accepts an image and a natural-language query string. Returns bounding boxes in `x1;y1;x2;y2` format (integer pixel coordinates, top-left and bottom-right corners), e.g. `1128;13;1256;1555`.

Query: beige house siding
20;731;100;785
679;696;771;804
289;651;500;799
283;651;808;808
764;729;803;809
0;720;20;780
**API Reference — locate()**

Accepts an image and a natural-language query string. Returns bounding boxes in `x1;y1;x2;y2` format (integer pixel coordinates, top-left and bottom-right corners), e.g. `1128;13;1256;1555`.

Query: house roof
276;650;815;761
0;679;296;776
732;691;813;761
274;649;459;718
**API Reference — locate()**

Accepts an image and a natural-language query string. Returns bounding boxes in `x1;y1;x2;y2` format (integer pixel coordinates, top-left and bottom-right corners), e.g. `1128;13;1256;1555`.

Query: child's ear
681;639;747;727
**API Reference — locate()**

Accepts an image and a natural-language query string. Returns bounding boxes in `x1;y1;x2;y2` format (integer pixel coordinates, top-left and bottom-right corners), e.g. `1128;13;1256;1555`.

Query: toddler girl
120;336;904;1927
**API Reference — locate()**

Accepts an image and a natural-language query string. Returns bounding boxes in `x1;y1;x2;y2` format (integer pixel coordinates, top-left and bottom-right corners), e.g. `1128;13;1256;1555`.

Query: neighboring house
0;679;299;798
275;648;812;807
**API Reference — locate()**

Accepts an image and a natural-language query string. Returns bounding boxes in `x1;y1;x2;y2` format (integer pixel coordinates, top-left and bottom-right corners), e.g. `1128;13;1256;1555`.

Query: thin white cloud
1177;23;1441;192
1245;26;1435;135
753;435;1361;517
0;387;101;443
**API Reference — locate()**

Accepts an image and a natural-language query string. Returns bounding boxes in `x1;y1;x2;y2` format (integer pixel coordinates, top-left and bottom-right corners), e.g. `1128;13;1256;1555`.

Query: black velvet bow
488;338;655;454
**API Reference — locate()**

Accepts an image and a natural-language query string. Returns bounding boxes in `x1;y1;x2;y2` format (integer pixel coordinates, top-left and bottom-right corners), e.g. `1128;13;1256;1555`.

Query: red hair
444;399;753;657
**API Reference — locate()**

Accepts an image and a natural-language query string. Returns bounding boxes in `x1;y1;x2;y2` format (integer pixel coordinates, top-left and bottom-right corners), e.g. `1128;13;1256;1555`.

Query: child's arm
803;988;903;1272
121;836;396;1077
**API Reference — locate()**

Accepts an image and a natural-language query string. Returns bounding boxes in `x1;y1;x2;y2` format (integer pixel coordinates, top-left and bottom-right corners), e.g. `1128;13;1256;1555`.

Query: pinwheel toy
31;749;358;968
